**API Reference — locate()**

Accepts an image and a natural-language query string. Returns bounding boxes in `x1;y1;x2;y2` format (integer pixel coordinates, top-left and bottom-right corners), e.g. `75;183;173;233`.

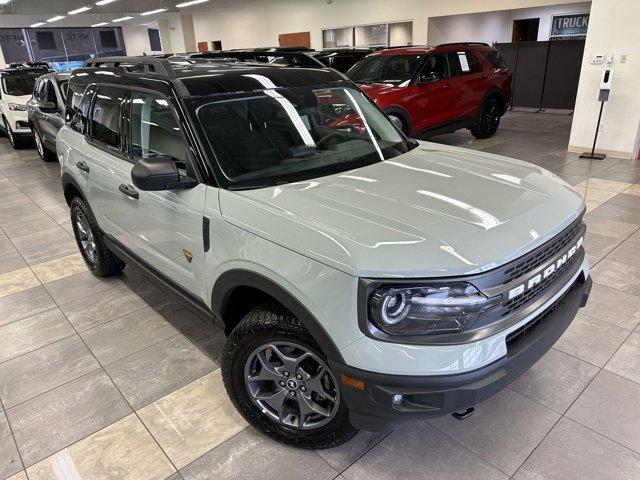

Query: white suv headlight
8;103;27;111
369;282;500;335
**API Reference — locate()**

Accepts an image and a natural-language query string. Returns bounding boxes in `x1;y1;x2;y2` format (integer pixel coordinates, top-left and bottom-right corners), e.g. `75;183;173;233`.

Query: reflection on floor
1;111;640;480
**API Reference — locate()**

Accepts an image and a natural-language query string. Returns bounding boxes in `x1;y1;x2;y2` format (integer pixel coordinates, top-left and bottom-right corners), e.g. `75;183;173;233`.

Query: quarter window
447;51;483;76
90;86;124;148
130;91;191;176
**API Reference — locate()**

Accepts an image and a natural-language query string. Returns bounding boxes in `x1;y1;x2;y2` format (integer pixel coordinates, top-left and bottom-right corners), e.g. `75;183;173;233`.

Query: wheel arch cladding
384;106;412;133
212;269;345;363
62;173;85;206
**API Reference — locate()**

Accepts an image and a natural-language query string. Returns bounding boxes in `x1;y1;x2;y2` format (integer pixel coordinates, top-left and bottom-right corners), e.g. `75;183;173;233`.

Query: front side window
419;54;449;81
90;86;124;148
347;55;423;86
130;91;191;176
2;75;38;96
193;82;414;188
483;50;507;69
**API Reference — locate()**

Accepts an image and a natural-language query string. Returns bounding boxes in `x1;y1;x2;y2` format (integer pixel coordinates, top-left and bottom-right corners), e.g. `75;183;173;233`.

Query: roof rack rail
83;56;175;77
436;42;490;47
190;50;326;69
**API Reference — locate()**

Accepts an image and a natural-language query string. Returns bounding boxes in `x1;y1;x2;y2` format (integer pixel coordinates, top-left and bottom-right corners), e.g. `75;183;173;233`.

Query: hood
219;142;584;278
3;94;31;105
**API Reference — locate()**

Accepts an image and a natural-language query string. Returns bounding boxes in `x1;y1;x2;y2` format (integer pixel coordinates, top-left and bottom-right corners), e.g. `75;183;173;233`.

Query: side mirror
131;156;196;191
419;72;439;84
71;111;87;134
39;101;58;113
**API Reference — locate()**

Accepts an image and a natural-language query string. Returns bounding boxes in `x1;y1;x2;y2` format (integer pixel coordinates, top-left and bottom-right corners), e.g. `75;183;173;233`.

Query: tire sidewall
223;324;352;446
70;197;101;273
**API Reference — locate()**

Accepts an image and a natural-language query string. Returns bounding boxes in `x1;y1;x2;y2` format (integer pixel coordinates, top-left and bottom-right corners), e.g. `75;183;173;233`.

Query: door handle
75;160;89;173
118;183;139;200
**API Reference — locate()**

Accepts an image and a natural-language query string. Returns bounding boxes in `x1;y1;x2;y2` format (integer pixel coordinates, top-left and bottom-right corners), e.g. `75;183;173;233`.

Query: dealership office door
497;39;585;110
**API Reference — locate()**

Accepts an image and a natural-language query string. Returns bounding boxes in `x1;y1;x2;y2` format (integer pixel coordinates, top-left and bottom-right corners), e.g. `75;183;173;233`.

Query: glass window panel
322;27;353;49
26;28;67;63
61;28;96;62
131;91;191;175
93;28;125;57
91;86;124;148
355;24;388;48
0;29;31;64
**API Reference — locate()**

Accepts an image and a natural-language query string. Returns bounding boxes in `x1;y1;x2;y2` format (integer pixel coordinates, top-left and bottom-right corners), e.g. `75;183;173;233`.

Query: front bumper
4;110;31;135
332;273;591;432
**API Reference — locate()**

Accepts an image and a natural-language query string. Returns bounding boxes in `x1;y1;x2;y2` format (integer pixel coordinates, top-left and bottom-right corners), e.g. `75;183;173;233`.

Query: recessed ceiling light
69;6;92;14
91;21;109;27
46;15;66;23
175;0;209;8
112;16;133;22
141;8;167;15
30;22;46;27
95;0;117;5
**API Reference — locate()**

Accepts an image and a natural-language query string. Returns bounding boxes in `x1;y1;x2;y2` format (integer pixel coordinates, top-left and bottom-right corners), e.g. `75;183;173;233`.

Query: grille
506;287;572;356
503;219;584;284
502;250;579;317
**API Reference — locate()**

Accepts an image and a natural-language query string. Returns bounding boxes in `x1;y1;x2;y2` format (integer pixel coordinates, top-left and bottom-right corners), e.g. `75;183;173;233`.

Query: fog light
391;394;403;409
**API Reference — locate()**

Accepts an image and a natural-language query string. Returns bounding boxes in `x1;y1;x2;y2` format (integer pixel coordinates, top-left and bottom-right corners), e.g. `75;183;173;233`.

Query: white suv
0;64;50;148
57;57;591;448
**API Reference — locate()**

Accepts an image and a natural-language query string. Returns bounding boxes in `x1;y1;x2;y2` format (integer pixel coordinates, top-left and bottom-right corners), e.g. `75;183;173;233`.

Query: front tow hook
451;407;475;420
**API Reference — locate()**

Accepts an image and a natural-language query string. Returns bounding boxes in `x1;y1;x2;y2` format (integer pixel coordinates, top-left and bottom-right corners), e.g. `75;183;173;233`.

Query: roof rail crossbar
190;51;326;69
83;56;175;77
436;42;490;47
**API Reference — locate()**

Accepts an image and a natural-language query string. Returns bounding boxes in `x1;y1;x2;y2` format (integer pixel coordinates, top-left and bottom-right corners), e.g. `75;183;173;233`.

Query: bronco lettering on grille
507;236;584;300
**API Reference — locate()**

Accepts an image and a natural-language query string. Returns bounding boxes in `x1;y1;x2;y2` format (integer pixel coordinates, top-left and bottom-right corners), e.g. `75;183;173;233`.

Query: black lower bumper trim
332;274;591;432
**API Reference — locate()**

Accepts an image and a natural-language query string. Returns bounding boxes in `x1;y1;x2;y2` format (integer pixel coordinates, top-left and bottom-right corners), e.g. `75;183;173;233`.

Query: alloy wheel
34;130;44;158
482;102;500;132
244;341;340;430
75;210;97;264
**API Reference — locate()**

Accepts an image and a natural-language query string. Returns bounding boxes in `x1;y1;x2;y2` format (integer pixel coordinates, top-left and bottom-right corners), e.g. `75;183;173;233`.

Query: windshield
347;55;423;86
2;75;38;96
194;83;414;188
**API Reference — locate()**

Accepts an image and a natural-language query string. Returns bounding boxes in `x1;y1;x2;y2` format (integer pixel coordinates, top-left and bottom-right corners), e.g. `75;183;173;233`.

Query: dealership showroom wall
2;0;640;479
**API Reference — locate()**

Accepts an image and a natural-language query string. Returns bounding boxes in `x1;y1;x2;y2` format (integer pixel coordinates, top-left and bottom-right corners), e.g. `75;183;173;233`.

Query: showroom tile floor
1;111;640;479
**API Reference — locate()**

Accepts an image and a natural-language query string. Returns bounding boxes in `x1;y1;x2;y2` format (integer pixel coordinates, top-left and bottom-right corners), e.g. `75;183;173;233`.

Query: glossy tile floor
2;111;640;480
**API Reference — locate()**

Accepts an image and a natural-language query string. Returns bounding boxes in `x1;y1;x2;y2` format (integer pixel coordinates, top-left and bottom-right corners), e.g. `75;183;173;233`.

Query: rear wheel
470;97;502;139
70;196;125;277
387;112;408;135
222;304;357;449
34;128;56;162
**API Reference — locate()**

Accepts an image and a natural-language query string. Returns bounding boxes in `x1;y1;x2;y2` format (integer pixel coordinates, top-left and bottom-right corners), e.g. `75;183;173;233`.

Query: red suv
347;43;512;139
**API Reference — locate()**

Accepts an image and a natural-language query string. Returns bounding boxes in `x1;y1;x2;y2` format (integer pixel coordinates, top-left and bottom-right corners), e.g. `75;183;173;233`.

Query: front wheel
470;97;502;139
222;304;357;449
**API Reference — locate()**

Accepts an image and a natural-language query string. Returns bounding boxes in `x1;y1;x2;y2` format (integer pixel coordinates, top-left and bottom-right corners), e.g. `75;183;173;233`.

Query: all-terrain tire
70;196;125;277
222;303;358;449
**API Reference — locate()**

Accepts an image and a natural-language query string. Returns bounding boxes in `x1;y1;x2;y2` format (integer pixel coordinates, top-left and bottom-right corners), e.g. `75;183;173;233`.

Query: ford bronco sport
58;56;590;449
347;43;512;139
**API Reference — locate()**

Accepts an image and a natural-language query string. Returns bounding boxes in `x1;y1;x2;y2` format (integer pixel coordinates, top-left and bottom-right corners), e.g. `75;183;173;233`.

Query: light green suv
58;56;591;448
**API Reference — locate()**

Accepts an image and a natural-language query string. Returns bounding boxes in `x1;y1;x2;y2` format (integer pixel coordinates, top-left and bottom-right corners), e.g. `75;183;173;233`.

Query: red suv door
446;50;488;123
404;53;457;133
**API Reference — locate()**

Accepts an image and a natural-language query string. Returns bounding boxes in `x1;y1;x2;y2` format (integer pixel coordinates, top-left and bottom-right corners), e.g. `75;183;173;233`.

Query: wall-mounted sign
550;13;589;38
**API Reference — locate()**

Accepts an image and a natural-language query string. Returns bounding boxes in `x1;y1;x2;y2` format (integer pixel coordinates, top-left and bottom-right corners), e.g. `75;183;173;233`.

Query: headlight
8;103;27;111
369;282;500;336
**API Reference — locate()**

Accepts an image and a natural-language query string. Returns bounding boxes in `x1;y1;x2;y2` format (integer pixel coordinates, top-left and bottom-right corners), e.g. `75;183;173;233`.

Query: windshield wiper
227;179;290;191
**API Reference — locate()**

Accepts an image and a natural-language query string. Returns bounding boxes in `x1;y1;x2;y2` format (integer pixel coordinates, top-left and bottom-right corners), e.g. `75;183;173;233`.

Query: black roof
72;56;344;98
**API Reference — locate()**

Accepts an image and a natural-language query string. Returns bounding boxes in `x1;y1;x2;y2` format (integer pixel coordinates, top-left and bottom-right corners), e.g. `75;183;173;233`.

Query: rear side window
483;50;507;69
447;51;483;76
90;86;124;148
